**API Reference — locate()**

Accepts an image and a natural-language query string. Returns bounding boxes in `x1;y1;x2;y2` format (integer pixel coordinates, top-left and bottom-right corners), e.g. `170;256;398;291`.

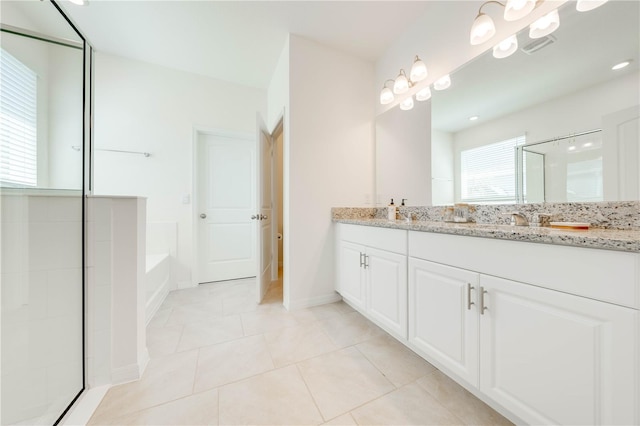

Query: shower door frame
0;1;93;424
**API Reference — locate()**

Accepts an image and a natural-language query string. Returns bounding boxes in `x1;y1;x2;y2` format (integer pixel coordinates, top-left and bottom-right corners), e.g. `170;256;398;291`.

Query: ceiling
59;0;433;89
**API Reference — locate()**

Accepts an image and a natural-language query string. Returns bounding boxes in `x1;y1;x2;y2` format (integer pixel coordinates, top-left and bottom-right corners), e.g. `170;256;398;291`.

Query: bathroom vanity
333;210;639;425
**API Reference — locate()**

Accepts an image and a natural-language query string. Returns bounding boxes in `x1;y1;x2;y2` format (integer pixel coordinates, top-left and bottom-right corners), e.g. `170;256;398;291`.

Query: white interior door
197;132;256;283
256;117;273;303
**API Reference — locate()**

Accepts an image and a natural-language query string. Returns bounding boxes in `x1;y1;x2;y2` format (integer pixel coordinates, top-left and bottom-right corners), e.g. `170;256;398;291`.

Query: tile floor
88;276;512;425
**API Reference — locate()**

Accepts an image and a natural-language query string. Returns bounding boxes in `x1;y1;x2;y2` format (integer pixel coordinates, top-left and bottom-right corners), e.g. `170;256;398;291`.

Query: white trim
60;385;111;426
288;292;342;311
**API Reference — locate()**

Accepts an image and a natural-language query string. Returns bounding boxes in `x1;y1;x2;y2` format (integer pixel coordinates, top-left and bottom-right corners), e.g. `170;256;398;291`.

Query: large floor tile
356;334;437;387
264;321;338;367
194;334;274;392
161;286;212;308
350;382;463;425
146;324;183;358
89;350;198;423
297;346;395;420
318;311;384;348
165;300;224;326
91;388;219;425
291;303;343;324
146;307;172;328
219;365;323;425
322;413;357;425
240;309;299;336
176;315;243;352
417;370;513;425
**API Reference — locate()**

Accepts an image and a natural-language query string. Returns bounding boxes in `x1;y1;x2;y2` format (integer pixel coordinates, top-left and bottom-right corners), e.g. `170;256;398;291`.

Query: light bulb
410;57;428;82
393;72;409;94
612;60;631;70
504;0;535;21
493;35;518;59
576;0;608;12
69;0;88;5
469;13;496;45
380;87;394;105
399;97;414;111
433;74;451;91
416;87;432;102
529;9;560;39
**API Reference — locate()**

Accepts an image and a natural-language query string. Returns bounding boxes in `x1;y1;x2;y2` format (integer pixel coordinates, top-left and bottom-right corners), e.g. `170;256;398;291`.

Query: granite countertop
333;218;640;253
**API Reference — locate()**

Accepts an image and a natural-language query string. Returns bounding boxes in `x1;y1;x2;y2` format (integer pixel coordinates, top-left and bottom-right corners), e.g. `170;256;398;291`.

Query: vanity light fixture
379;80;395;105
493;35;519;58
504;0;536;21
399;96;414;111
416;87;432;102
410;56;428;82
379;55;430;107
469;1;505;45
612;60;631;70
434;74;452;91
529;9;560;39
393;70;410;94
576;0;609;12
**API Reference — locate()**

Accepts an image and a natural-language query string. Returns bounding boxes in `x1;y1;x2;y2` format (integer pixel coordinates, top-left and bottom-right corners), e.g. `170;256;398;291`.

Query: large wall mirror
378;0;639;206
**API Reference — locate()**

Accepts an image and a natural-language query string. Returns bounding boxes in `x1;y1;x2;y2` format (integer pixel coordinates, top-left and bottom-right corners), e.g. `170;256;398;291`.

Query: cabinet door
408;258;479;387
480;274;638;426
336;241;366;310
366;247;408;339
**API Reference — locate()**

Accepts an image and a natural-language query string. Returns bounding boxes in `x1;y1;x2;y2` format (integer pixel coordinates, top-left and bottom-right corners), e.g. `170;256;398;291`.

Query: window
0;48;37;187
460;135;525;203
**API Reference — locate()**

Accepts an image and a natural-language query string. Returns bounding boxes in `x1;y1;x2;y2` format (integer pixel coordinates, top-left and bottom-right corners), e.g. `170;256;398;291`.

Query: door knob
200;213;206;219
251;215;258;220
260;214;268;220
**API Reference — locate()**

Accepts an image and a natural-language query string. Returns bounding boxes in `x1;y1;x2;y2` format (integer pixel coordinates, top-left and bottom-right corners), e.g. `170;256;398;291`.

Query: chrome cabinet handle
480;287;488;315
200;213;206;219
359;252;364;268
364;254;369;269
467;283;475;310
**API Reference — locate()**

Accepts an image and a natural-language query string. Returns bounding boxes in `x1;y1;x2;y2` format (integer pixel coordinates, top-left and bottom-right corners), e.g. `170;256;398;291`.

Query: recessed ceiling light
583;142;593;148
469;116;479;121
612;60;631;71
568;146;576;151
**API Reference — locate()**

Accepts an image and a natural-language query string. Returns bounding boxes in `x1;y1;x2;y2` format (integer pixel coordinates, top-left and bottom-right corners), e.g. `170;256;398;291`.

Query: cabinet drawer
409;231;640;309
337;223;407;255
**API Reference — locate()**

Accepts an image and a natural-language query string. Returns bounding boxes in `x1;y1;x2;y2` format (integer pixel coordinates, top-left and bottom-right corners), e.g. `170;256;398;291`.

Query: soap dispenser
387;199;396;221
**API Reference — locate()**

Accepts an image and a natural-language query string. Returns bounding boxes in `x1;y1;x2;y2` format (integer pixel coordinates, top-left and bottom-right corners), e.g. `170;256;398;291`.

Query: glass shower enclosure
1;1;91;424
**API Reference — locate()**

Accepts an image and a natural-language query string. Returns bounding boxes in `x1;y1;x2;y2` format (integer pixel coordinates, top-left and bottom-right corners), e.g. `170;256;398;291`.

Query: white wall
93;53;267;287
278;35;375;309
376;100;431;206
431;129;454;205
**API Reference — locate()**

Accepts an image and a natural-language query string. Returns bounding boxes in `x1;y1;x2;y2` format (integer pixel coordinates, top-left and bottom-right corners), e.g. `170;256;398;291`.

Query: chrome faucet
502;211;529;226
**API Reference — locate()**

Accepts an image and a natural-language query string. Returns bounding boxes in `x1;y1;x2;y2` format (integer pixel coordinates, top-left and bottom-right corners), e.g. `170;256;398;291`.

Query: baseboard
110;360;145;385
288;292;342;311
60;385;110;426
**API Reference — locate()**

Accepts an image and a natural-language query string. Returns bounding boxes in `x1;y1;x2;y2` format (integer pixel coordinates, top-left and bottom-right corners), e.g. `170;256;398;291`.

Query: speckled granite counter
332;205;640;253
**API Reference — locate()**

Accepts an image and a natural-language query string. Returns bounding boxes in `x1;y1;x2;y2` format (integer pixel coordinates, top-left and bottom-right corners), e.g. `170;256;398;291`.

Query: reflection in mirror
429;0;639;205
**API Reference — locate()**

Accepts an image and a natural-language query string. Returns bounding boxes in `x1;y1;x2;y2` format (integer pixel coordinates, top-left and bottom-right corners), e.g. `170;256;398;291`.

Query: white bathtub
145;253;171;324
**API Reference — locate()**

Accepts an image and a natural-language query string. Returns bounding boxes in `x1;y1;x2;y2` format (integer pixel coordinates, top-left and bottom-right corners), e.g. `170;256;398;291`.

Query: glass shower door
1;1;88;424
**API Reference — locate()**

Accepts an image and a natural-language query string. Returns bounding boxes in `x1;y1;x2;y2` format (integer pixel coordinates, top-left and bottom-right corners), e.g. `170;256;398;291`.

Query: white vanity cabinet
335;223;408;339
479;274;637;426
408;258;480;387
408;231;639;426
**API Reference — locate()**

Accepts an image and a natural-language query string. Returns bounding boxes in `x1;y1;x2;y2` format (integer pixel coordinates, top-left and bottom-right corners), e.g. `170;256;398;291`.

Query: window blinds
460;135;525;203
0;48;37;187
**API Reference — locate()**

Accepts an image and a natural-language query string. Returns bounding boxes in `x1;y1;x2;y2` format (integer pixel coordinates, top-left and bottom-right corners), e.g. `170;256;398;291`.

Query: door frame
191;126;256;287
